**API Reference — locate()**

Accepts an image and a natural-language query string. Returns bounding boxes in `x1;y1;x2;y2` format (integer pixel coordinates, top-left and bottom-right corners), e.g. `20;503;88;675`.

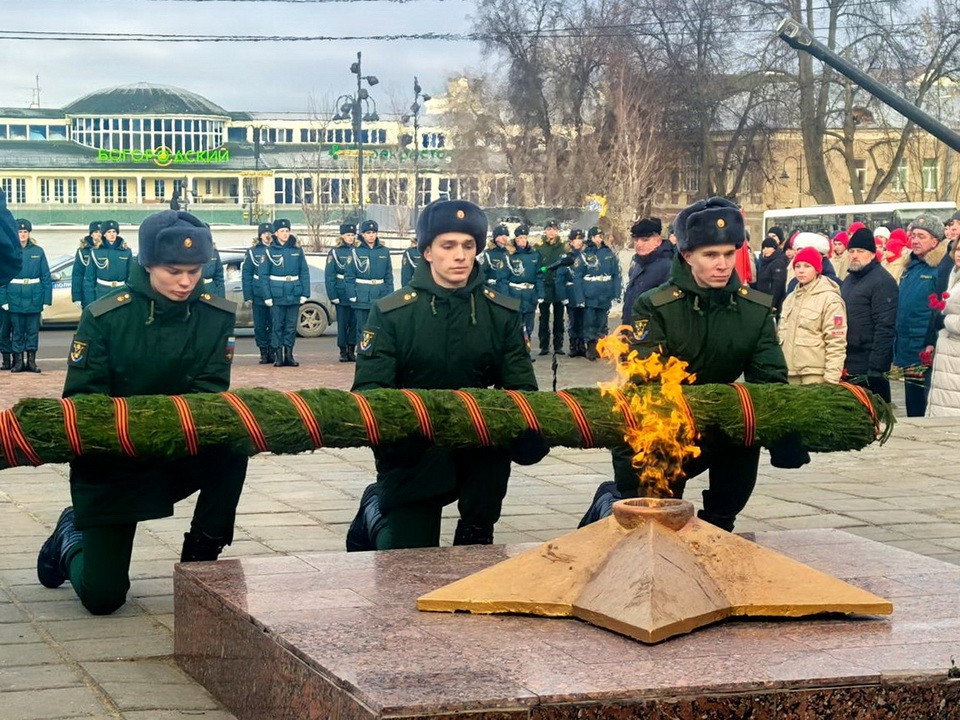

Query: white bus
761;201;957;237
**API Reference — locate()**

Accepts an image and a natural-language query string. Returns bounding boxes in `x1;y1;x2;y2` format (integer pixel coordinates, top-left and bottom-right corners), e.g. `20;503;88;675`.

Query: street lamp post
401;76;431;224
333;52;379;217
779;154;804;208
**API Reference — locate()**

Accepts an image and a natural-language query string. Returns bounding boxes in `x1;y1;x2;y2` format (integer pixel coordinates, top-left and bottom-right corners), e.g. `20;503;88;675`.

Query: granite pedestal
175;529;960;719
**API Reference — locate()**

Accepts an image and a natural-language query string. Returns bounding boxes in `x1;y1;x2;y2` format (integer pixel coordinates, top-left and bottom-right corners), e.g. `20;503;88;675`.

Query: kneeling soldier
37;210;247;615
347;199;548;550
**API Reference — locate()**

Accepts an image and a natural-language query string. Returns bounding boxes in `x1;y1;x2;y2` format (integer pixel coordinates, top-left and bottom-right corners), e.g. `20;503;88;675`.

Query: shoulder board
481;287;521;311
89;291;133;317
736;285;773;308
199;293;237;313
376;288;419;313
650;287;684;307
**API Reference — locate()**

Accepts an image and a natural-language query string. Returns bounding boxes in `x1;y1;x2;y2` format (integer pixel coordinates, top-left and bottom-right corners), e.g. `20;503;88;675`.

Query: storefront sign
327;144;446;162
97;146;230;167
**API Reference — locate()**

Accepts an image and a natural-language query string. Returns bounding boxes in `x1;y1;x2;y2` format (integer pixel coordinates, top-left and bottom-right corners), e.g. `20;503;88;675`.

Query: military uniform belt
252;274;260;280
509;282;535;290
96;279;125;287
356;279;384;285
203;278;214;284
8;278;40;285
584;275;612;282
273;275;300;281
336;274;345;280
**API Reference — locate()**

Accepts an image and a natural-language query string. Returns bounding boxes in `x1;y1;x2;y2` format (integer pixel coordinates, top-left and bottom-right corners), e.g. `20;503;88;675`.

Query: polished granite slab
174;529;960;719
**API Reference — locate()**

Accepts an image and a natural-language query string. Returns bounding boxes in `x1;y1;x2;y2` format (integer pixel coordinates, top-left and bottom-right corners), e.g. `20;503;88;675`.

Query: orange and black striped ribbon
400;389;434;441
220;392;269;453
675;393;700;441
4;410;42;466
351;392;381;446
170;396;200;456
556;390;596;448
112;397;138;457
609;389;639;433
284;391;324;449
839;382;880;437
728;383;756;447
454;390;493;446
0;410;19;467
59;398;83;457
505;390;541;433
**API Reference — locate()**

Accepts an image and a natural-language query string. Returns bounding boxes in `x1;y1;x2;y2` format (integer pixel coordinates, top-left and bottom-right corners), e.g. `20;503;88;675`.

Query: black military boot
284;347;300;367
554;344;565;356
273;348;284;367
258;348;271;364
37;507;82;589
10;352;25;373
180;529;227;562
585;340;598;361
1;352;10;370
346;344;356;362
453;520;494;546
266;347;276;364
346;483;386;552
339;347;349;363
25;351;41;373
577;481;621;528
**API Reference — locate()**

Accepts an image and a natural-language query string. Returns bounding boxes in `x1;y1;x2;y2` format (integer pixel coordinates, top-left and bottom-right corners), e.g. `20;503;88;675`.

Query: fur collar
922;239;949;268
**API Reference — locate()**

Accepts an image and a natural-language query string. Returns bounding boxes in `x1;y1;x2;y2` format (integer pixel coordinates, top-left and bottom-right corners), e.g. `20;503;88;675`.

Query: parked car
42;250;336;337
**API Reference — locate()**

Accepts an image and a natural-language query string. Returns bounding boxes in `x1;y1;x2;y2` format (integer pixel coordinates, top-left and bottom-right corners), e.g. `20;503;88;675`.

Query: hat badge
716;218;726;229
183;238;193;248
456;210;465;219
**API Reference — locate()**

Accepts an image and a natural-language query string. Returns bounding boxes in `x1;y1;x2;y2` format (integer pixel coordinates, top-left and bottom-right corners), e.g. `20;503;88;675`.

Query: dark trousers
374;445;512;549
0;307;11;353
851;374;892;404
354;308;371;346
611;437;760;532
336;304;357;350
269;304;299;349
537;300;565;352
252;302;272;350
584;307;609;342
66;453;248;615
568;306;585;344
10;312;41;352
904;371;932;417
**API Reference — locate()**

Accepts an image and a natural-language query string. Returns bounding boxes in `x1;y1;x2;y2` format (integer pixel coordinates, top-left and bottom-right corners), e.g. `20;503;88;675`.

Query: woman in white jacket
926;242;960;416
778;247;848;384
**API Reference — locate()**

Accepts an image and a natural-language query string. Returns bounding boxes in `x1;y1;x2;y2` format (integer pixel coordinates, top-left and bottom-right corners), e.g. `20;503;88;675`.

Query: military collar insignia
359;330;375;352
69;339;88;368
633;319;649;341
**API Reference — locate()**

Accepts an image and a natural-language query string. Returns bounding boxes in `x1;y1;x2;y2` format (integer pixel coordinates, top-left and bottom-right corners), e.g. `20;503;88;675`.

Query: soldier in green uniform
85;220;132;301
1;219;52;373
535;220;566;355
201;242;225;297
400;237;422;287
579;197;792;532
325;223;358;362
346;199;547;550
35;210;247;616
242;223;275;365
72;222;102;310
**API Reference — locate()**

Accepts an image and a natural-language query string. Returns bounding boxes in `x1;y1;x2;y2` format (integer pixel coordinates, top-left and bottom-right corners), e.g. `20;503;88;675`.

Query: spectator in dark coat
840;227;898;402
621;218;673;327
753;237;788;318
0;189;23;285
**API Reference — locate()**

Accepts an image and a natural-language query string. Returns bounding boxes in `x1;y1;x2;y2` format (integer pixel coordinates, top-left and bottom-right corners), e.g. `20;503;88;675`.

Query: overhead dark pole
777;18;960;153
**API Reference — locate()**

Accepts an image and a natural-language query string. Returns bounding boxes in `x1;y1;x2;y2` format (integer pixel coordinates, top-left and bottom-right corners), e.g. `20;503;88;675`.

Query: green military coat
64;262;237;527
535;237;565;304
630;254;788;385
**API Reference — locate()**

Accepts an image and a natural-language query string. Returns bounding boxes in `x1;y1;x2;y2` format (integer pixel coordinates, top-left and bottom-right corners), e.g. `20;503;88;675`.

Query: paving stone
0;641;62;668
0;687;107;720
0;664;84;691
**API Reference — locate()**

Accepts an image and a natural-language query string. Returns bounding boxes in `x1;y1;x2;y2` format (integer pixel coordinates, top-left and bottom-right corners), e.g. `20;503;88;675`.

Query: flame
596;327;701;498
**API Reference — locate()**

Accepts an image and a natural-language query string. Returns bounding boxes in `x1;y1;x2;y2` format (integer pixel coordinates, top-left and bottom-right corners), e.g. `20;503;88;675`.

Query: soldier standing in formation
0;219;51;373
477;224;511;295
581;226;622;360
400;236;421;287
580;197;794;532
507;225;543;355
201;242;225;298
261;219;310;368
72;222;102;310
557;228;586;357
535;220;566;355
85;220;131;301
326;222;358;363
0;189;22;285
346;199;546;550
346;219;393;348
242;223;275;365
36;210;247;616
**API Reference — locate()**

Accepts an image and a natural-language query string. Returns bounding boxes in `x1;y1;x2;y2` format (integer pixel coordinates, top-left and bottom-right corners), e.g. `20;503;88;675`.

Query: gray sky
0;0;487;115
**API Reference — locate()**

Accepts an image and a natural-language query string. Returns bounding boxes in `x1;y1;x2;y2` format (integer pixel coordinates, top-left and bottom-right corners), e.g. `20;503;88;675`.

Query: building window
0;125;7;139
854;159;867;191
154;179;166;201
438;177;460;200
416;177;432;206
40;179;50;203
922;159;938;193
71;115;227;153
893;163;907;192
91;179;101;203
29;125;48;140
5;178;29;203
421;132;446;149
117;179;128;204
8;125;27;140
54;179;65;203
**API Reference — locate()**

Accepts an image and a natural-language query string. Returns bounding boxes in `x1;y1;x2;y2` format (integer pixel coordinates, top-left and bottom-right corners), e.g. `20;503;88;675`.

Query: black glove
374;436;433;468
509;429;550;466
768;432;811;469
